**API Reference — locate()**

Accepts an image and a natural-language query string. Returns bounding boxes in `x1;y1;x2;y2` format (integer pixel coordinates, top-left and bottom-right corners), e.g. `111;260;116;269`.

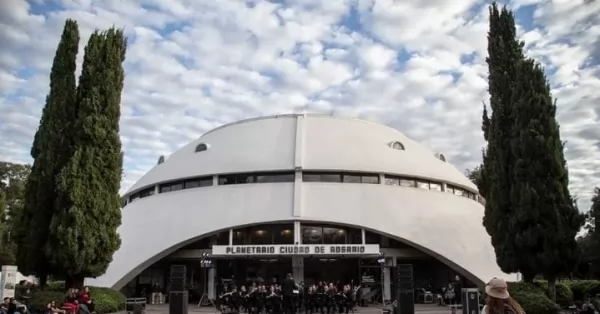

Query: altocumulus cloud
0;0;599;209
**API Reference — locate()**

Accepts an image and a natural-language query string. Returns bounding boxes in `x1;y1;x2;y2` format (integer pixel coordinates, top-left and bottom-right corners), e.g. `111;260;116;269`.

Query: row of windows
125;171;480;206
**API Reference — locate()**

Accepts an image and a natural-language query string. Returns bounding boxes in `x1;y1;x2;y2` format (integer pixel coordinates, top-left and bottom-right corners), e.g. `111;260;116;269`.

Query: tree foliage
14;19;79;285
578;188;600;278
481;2;525;278
481;3;583;299
49;28;127;288
0;162;31;266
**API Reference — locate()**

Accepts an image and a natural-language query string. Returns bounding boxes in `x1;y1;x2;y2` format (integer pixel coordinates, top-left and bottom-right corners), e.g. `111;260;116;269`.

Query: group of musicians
217;274;357;314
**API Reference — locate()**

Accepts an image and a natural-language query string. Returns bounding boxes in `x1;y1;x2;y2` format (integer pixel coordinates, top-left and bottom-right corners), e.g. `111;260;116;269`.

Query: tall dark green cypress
50;28;126;289
509;58;583;300
481;3;526;279
15;19;79;287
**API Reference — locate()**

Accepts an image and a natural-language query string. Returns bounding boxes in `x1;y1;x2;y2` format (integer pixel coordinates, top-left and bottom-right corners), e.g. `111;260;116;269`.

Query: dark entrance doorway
216;258;292;287
304;257;359;286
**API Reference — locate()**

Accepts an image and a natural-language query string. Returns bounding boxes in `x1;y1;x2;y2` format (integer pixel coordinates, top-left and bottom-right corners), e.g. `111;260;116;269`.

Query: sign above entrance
212;244;380;256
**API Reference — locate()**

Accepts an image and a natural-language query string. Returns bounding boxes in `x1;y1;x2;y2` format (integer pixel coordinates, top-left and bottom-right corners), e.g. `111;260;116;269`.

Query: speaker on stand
169;265;188;314
197;253;214;307
394;264;415;314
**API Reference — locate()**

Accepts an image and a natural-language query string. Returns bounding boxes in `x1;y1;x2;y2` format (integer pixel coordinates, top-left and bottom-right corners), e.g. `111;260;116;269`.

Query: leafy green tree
481;2;526;279
50;28;127;289
0;162;31;266
509;57;583;300
579;188;600;278
15;20;79;287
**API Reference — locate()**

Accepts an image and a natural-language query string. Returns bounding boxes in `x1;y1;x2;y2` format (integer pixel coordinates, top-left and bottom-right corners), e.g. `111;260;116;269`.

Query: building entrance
303;257;359;286
216;258;292;287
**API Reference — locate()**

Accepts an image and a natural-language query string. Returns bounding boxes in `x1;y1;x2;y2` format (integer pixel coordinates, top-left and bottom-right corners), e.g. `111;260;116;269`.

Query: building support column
292;256;304;283
361;229;366;244
294;221;301;244
229;229;233;245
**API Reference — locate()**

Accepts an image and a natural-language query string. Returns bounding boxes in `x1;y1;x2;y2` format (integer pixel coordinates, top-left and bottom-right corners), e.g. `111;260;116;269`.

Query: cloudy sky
0;0;599;209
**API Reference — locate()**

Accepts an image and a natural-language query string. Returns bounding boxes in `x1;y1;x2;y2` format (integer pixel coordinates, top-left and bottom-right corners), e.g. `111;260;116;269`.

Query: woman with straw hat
482;278;525;314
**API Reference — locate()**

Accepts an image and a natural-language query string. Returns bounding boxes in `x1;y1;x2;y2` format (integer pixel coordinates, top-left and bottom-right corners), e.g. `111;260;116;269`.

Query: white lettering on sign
212;244;379;256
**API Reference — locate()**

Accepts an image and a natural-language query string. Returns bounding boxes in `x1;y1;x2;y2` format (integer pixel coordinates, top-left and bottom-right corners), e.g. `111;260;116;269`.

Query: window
342;173;380;184
445;185;455;193
301;226;323;244
436;153;446;162
454;188;464;196
185;176;213;188
304;172;379;184
159;181;184;193
219;172;295;185
385;176;400;185
157;155;165;165
323;227;347;244
195;143;208;152
130;186;155;201
416;181;430;189
233;224;294;245
430;183;442;191
121;198;127;208
400;179;416;187
389;141;405;150
303;173;342;182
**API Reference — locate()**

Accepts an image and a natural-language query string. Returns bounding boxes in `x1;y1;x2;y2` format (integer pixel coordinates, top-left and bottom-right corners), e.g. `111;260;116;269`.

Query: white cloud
0;0;599;210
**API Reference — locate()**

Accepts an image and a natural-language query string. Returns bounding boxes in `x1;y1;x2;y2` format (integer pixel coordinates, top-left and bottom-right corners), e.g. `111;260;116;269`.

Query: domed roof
127;114;476;194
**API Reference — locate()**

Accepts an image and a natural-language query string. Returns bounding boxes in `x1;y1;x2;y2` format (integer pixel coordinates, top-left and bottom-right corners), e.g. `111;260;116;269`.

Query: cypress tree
15;19;79;287
49;28;127;289
509;57;583;300
481;3;526;279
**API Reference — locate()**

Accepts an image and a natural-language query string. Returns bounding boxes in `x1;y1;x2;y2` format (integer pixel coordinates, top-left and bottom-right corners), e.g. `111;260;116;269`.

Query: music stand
198;253;215;307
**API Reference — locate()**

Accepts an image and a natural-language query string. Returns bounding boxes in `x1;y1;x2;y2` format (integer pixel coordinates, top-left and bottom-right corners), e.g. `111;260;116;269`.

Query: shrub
564;280;600;301
499;282;561;314
533;280;574;307
27;282;126;314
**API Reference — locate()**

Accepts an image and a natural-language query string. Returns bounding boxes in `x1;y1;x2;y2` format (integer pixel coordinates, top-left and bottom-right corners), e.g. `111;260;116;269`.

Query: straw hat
486;278;510;299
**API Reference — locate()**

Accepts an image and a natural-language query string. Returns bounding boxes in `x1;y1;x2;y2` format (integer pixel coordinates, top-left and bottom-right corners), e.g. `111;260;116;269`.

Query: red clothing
79;292;90;303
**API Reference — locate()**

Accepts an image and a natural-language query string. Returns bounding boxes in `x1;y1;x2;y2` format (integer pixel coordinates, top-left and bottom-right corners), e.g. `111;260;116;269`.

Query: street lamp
378;252;386;306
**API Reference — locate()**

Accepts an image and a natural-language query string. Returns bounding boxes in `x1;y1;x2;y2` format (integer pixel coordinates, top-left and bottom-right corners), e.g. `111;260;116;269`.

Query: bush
564;280;600;301
502;282;561;314
26;282;126;314
534;280;574;307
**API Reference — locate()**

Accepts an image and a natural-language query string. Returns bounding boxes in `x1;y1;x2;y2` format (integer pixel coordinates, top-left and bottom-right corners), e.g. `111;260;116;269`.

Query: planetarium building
87;114;514;301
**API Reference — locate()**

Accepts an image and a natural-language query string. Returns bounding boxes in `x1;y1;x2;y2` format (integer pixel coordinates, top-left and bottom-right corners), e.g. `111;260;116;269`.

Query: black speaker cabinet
169;291;188;314
170;265;187;292
461;288;480;314
395;290;415;314
396;264;414;291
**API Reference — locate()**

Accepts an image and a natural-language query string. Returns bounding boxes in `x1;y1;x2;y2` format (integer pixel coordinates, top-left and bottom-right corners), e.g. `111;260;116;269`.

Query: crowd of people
217;275;357;314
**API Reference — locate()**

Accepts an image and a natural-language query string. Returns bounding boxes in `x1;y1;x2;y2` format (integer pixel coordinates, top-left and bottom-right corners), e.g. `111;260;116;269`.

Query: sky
0;0;599;210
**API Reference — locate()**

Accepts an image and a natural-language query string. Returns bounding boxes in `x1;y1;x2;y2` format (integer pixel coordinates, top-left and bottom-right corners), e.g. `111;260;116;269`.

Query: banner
212;244;380;256
0;266;18;300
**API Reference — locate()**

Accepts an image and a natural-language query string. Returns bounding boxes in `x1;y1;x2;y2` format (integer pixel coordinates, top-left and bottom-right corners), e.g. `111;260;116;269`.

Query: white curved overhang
126;114;476;194
87;183;516;290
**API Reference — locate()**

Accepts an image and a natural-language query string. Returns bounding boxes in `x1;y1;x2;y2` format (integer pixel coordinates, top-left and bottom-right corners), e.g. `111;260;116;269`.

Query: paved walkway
142;304;452;314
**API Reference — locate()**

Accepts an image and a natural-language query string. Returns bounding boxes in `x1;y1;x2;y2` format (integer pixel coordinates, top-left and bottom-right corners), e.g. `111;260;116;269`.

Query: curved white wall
87;182;515;290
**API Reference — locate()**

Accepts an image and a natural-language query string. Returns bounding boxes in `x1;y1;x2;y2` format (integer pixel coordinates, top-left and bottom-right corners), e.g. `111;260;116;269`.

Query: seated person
50;302;66;314
62;289;79;314
7;298;28;314
77;287;94;314
1;298;9;314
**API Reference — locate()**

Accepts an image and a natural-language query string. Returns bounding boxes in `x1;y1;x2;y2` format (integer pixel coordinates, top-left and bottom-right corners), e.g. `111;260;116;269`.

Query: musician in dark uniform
281;273;297;314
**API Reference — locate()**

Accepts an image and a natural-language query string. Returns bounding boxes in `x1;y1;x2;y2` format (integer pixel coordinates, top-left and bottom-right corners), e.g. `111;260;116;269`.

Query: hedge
533;281;574;307
564;280;600;301
22;282;126;314
504;282;561;314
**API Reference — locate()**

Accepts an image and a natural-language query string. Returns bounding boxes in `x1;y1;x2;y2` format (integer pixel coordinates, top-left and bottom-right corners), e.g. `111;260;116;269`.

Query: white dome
89;114;514;290
127;114;476;194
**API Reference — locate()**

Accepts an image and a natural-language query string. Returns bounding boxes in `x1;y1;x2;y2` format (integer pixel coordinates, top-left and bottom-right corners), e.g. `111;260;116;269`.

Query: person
482;278;525;314
281;273;297;314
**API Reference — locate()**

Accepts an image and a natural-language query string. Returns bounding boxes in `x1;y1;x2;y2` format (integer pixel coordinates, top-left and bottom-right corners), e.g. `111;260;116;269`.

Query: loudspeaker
394;264;414;314
461;289;480;314
396;264;414;291
170;265;187;292
169;291;188;314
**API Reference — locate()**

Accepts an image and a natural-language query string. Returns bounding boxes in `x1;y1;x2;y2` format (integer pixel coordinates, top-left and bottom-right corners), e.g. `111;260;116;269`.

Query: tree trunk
523;273;535;283
39;273;48;290
547;275;557;302
65;274;73;291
